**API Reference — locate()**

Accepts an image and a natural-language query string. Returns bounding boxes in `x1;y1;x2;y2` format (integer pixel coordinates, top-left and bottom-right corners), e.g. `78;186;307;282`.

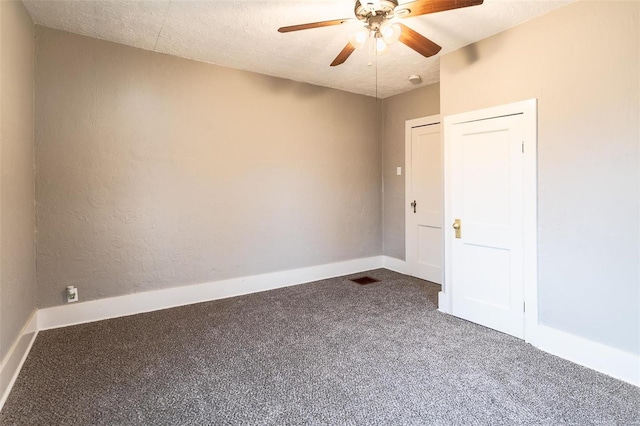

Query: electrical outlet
66;286;79;303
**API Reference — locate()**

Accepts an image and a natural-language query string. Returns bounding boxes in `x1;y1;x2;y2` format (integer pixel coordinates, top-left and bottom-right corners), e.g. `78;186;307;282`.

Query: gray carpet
1;269;639;425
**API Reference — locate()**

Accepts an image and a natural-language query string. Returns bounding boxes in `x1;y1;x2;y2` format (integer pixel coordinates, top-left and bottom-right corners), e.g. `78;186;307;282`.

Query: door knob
410;200;417;213
452;219;461;238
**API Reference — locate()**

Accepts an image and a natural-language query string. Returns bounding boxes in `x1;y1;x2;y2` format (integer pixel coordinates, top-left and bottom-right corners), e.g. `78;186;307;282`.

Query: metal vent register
349;276;379;285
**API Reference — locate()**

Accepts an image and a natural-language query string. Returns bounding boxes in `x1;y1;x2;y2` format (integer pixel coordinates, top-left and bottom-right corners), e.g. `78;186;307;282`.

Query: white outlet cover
397;167;402;176
67;288;79;303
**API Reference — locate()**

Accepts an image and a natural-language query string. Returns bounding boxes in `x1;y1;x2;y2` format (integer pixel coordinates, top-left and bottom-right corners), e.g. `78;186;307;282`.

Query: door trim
442;99;538;344
405;114;441;279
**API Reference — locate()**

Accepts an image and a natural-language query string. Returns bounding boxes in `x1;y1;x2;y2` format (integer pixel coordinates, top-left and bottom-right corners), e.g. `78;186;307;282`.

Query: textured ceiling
23;0;574;98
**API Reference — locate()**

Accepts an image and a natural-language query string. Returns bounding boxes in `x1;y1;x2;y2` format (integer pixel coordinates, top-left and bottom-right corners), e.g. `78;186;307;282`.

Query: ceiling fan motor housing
355;0;399;24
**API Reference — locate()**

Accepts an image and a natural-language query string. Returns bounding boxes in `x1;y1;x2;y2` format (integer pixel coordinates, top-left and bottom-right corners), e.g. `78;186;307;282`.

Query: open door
443;100;538;340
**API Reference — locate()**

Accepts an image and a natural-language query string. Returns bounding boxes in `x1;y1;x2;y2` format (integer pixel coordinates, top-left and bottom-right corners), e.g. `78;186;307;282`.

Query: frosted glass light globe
380;21;401;44
349;27;370;49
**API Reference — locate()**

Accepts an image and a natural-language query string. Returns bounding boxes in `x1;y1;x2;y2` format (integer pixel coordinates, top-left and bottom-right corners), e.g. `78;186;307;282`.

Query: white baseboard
531;324;639;387
438;299;638;386
38;256;384;330
381;256;409;274
6;259;637;417
0;311;38;412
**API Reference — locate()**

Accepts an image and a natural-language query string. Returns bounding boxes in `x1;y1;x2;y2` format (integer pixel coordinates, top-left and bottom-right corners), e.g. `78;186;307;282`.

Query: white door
406;120;443;284
448;113;525;338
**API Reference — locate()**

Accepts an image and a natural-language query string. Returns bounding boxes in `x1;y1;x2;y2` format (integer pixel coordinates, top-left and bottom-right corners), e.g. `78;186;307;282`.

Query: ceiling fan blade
330;42;356;67
397;23;442;57
397;0;483;18
278;18;353;33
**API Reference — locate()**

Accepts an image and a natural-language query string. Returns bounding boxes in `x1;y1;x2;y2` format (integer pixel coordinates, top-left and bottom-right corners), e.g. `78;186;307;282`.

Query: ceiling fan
278;0;484;66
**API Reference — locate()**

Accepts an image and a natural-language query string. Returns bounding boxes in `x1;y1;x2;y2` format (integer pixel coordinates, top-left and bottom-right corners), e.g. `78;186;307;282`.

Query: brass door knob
452;219;461;238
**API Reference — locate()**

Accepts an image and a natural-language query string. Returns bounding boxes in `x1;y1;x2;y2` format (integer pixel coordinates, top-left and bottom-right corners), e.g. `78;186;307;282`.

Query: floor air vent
349;276;379;285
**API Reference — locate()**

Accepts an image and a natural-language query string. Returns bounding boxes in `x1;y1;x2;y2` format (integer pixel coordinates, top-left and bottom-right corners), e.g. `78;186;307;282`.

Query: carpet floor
1;269;639;425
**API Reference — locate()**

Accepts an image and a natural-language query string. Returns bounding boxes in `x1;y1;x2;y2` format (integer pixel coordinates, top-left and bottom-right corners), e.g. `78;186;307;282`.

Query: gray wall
382;85;440;260
441;0;639;355
35;27;382;308
0;1;36;361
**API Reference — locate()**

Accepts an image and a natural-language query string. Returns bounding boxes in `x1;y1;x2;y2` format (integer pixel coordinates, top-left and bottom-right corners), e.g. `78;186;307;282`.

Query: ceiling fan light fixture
380;21;401;44
349;27;370;49
375;37;389;54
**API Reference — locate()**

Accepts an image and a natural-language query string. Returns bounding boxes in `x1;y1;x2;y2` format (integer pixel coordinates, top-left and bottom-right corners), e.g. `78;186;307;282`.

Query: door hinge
523;301;526;312
521;141;524;154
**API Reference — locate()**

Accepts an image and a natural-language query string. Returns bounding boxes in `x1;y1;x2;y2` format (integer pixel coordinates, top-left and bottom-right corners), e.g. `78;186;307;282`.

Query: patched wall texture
1;1;36;361
382;84;440;260
441;1;639;355
35;27;382;308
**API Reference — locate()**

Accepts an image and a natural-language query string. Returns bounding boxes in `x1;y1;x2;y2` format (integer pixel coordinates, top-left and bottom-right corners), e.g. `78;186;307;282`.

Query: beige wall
382;85;440;259
441;0;639;354
0;1;36;361
35;27;382;308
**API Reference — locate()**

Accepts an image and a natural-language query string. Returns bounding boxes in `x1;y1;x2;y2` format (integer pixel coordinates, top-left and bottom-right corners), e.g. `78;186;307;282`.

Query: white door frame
405;114;442;279
442;99;538;343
